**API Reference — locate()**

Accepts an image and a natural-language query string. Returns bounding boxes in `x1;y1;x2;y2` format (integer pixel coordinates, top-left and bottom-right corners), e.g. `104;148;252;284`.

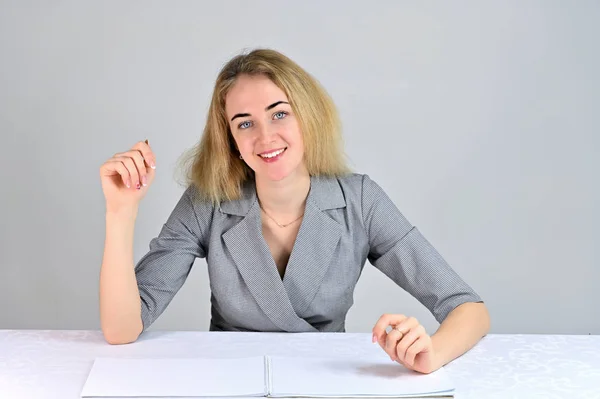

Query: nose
256;122;277;144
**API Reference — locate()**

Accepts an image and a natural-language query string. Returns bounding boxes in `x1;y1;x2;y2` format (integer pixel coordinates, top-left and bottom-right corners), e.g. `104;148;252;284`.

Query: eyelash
238;111;288;130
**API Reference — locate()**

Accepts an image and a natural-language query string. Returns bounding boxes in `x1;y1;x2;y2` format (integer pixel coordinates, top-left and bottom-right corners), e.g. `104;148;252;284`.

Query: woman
99;48;490;374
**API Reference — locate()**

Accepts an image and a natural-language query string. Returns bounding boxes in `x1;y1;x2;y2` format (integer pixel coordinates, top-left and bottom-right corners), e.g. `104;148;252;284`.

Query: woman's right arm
99;140;156;344
100;207;143;344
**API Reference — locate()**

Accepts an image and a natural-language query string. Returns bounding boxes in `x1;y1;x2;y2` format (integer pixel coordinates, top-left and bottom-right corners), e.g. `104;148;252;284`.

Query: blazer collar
220;173;347;332
219;174;346;216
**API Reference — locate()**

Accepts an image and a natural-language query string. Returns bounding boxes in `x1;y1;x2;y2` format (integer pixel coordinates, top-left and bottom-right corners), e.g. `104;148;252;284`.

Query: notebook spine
264;355;273;397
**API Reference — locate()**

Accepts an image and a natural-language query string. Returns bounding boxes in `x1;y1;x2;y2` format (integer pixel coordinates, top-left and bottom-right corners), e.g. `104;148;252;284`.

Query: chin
252;155;306;182
264;169;292;182
257;164;302;183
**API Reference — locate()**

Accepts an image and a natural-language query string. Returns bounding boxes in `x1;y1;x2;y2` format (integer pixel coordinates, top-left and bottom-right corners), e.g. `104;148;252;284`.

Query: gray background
1;0;598;335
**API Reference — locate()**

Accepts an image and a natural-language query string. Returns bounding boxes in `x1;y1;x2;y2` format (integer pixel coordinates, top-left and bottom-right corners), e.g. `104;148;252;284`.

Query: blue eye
238;121;252;129
273;111;288;120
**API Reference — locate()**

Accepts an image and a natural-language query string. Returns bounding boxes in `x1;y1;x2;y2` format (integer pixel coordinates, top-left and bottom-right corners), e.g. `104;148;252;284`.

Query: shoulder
311;173;393;224
334;172;365;190
181;183;217;214
332;173;389;208
166;184;217;238
335;173;410;230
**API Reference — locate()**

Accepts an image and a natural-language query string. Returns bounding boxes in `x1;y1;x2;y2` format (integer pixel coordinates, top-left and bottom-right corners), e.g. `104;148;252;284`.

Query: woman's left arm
431;301;490;369
372;302;490;374
362;175;490;372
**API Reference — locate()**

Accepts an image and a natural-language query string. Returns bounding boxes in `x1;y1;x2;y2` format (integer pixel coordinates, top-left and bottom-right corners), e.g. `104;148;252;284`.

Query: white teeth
259;148;285;158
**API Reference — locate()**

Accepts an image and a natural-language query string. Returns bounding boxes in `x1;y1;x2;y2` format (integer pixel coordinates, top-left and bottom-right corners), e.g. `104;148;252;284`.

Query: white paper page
268;357;454;398
81;357;266;398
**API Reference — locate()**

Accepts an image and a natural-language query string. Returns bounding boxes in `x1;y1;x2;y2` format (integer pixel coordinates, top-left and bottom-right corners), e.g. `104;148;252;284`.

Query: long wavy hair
179;48;350;203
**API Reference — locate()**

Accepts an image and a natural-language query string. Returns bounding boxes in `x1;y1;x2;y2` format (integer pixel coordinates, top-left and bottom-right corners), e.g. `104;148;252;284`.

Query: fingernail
145;139;149;145
125;179;131;188
136;182;141;190
372;334;376;343
141;176;147;186
151;161;156;169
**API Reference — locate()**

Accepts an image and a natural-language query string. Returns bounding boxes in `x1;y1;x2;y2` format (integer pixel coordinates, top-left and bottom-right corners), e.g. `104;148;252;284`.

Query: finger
133;139;156;170
103;159;131;188
404;336;429;367
120;150;148;187
385;329;404;360
124;150;149;187
396;325;426;363
394;317;420;336
115;156;141;189
372;314;407;345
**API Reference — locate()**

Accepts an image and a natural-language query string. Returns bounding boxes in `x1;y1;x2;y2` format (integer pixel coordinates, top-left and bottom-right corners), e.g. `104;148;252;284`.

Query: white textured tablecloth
0;330;599;399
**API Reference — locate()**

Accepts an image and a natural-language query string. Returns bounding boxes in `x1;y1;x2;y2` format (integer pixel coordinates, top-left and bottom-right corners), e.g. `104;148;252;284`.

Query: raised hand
99;140;157;213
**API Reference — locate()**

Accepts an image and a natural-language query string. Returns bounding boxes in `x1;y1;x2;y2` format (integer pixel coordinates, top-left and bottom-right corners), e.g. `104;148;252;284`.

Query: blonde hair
179;48;350;203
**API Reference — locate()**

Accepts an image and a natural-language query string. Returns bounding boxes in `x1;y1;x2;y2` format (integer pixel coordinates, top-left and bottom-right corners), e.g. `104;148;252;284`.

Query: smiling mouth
258;147;287;159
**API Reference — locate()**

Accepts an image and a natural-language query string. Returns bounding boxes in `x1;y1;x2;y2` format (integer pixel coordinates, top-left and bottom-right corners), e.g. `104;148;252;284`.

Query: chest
261;221;301;278
207;206;370;331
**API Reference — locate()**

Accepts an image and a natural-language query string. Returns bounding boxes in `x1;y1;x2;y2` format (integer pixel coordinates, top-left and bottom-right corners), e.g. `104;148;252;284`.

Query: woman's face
226;74;306;182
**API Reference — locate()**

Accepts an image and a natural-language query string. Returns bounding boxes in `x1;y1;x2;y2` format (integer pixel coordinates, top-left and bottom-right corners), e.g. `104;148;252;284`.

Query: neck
255;168;311;217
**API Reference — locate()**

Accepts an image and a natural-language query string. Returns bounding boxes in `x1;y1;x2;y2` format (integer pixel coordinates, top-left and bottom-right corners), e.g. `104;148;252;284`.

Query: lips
258;147;286;158
257;147;287;163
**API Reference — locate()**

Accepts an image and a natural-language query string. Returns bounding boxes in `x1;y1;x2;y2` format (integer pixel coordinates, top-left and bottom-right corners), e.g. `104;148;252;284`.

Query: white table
0;330;599;398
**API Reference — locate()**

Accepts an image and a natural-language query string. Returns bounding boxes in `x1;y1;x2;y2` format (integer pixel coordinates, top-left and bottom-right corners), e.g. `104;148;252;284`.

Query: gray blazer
135;173;482;333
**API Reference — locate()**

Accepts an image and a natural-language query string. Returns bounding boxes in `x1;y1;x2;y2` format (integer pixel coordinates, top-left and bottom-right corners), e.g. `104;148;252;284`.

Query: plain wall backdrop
0;0;598;335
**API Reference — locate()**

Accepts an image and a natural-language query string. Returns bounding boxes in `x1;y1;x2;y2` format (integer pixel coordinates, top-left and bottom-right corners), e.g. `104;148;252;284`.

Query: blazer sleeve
134;185;211;331
361;174;483;323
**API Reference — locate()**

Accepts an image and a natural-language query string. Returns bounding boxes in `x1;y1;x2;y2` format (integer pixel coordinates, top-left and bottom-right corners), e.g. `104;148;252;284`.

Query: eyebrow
230;101;289;122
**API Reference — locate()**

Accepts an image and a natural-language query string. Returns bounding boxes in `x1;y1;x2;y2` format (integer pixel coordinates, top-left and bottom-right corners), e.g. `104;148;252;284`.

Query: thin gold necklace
259;203;304;228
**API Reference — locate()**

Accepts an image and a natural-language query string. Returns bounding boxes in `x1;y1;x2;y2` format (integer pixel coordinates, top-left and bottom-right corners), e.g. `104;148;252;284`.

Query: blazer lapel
221;181;318;332
283;175;346;316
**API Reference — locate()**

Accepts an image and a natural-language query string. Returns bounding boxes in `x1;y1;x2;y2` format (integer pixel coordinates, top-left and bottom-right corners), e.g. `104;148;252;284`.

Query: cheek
234;135;253;152
284;122;303;145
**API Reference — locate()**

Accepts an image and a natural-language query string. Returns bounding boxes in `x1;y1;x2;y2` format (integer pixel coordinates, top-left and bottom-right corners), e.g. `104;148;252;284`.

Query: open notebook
81;356;455;398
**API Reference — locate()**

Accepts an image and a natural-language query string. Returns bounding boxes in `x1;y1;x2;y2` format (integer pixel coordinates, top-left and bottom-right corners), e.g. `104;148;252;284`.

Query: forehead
225;74;289;115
